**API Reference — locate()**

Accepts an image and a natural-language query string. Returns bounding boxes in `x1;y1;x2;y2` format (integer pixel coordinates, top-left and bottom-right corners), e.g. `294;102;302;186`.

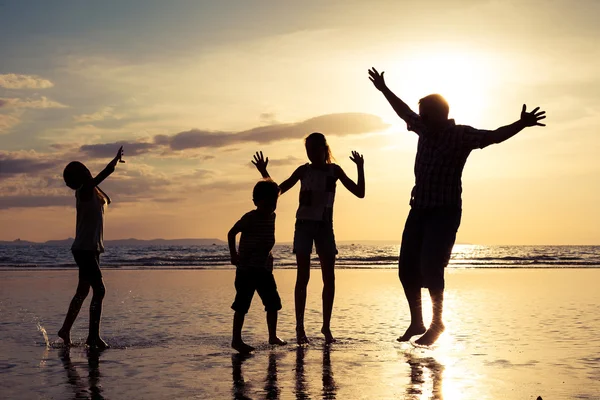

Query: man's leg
59;279;91;345
398;210;426;342
415;208;461;346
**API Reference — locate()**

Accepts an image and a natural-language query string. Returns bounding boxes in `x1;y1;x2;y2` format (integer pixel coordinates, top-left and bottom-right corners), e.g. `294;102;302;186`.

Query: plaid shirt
405;110;491;209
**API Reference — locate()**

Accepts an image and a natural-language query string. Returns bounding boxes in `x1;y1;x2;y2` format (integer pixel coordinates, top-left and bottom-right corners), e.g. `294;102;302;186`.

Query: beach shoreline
1;268;599;399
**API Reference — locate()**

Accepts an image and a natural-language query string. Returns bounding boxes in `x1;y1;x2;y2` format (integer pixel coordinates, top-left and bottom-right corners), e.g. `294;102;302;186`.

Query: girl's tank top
71;188;107;253
296;163;337;222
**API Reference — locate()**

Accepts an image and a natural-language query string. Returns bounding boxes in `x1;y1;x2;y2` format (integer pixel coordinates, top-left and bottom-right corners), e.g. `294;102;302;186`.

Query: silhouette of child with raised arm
368;67;546;346
58;146;124;349
253;132;365;344
228;179;287;354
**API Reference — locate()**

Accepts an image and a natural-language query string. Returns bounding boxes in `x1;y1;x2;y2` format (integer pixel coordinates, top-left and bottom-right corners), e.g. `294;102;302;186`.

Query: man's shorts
231;268;282;314
398;207;462;290
72;250;102;283
292;219;338;258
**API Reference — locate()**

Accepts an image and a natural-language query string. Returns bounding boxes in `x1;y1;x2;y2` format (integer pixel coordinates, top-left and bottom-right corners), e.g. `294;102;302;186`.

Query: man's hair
63;161;90;190
253;178;280;203
419;94;450;118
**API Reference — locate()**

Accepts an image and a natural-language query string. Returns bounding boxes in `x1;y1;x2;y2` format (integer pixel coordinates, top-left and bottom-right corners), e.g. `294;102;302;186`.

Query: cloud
0;74;54;89
158;113;388;151
80;141;158;158
74;106;124;123
72;113;388;159
0;112;23;133
0;96;68;109
0;152;63;176
0;195;72;210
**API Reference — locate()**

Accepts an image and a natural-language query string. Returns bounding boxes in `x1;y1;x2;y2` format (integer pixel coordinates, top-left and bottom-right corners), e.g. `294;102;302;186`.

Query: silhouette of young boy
369;67;546;346
228;179;287;353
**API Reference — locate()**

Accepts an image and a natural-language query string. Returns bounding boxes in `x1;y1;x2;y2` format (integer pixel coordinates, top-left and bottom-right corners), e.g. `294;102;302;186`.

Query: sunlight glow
388;49;495;125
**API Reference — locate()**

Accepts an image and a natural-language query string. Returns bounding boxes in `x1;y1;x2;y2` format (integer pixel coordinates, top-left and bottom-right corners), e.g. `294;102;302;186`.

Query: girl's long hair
305;132;334;164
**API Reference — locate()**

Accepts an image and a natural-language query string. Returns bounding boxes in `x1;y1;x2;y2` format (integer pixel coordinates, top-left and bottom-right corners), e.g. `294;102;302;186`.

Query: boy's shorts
292;219;338;257
231;268;282;314
398;207;462;290
72;250;102;283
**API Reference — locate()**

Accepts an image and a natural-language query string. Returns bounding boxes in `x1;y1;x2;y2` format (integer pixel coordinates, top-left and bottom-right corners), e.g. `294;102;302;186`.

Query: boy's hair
305;132;334;164
253;178;280;203
419;94;450;119
63;161;90;190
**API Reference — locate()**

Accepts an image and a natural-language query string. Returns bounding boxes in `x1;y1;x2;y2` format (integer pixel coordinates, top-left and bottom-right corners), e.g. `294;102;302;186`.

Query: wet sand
1;268;599;399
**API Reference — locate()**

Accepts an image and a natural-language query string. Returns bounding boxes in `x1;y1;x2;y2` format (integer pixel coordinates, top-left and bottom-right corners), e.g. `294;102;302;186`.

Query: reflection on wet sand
59;347;105;400
231;353;253;400
405;353;444;400
295;345;338;400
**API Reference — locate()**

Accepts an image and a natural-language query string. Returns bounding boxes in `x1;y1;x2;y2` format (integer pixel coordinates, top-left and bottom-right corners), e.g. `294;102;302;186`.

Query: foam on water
36;322;50;349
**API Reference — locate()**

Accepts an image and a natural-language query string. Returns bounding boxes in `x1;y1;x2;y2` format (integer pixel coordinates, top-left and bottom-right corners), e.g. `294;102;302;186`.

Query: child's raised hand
109;146;125;167
252;151;269;175
520;104;546;127
349;151;364;167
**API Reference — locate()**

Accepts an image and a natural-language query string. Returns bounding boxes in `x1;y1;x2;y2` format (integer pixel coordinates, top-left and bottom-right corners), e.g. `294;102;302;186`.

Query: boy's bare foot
296;328;310;345
414;322;445;346
396;323;427;342
86;337;109;350
321;327;336;344
269;337;287;346
232;340;255;354
58;328;72;346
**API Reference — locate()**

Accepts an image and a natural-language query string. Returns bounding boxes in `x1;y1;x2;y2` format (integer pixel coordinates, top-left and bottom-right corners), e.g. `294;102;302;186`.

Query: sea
1;243;599;269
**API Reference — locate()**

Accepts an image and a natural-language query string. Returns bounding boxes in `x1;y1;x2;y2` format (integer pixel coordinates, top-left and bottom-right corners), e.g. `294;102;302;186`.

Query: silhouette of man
368;67;546;346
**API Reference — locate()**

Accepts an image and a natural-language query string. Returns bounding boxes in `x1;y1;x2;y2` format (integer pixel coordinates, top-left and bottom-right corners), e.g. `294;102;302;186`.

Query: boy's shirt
237;210;276;271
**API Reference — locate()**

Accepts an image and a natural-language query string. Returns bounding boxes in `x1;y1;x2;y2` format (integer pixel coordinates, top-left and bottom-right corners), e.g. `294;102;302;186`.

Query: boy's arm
368;68;425;135
252;151;271;178
335;152;365;198
90;146;124;188
481;105;546;147
228;221;244;266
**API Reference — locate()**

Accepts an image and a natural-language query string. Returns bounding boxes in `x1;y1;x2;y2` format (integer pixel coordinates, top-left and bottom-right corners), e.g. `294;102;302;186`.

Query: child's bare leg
397;286;426;342
86;279;108;349
415;288;445;346
319;254;336;344
295;254;311;344
59;280;91;345
232;311;254;353
267;311;286;345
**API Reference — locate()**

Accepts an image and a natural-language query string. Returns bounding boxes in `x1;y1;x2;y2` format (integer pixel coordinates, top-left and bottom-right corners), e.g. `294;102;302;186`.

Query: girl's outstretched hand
349;151;364;167
109;146;124;167
252;151;269;175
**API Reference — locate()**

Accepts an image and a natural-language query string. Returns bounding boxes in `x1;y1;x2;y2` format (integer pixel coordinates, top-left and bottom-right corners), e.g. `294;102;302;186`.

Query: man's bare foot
296;328;310;345
414;322;445;346
58;328;72;346
321;327;336;344
269;337;287;346
232;339;255;354
396;323;427;342
86;337;109;350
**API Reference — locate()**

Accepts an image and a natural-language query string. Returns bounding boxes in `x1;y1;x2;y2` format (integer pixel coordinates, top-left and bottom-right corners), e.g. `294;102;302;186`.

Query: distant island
0;238;227;247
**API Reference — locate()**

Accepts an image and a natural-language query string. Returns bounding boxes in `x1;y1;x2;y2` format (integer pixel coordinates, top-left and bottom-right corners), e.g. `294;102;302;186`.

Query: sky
0;0;599;244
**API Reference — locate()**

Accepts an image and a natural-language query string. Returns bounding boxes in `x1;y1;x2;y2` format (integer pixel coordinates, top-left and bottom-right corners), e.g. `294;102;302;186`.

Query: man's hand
349;151;364;168
368;67;387;91
520;105;546;127
252;151;269;176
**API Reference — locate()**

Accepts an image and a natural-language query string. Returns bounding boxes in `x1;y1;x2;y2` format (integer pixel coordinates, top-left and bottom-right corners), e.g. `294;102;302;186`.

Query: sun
386;48;494;126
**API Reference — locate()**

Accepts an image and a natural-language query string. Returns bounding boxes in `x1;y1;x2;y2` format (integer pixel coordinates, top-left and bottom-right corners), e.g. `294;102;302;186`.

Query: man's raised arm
481;105;546;147
368;67;419;125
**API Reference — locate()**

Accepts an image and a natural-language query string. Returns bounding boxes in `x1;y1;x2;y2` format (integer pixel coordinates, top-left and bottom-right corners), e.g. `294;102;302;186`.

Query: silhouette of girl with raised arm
58;146;124;349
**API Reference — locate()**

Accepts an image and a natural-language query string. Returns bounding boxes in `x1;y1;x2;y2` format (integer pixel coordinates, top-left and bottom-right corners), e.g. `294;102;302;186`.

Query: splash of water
37;322;50;348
